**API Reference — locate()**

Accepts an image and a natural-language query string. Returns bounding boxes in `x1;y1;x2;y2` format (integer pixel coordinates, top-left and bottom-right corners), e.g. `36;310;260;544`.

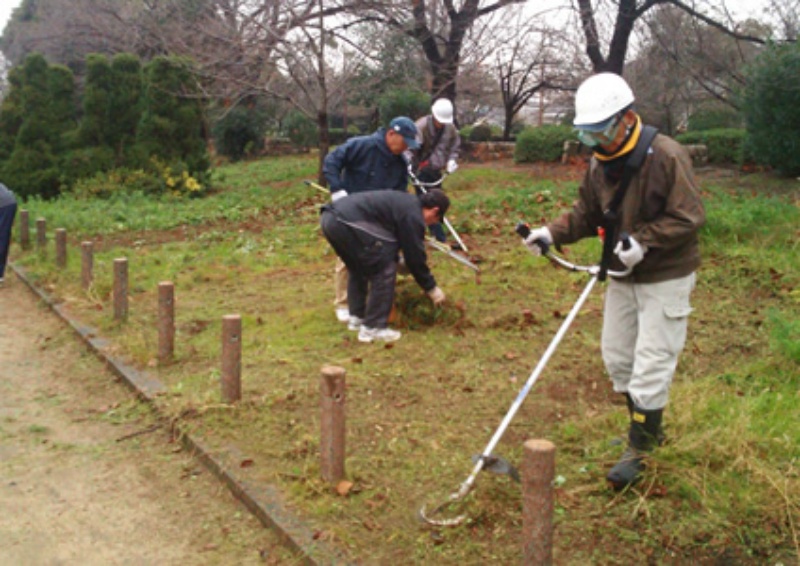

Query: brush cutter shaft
464;274;599;489
425;238;479;271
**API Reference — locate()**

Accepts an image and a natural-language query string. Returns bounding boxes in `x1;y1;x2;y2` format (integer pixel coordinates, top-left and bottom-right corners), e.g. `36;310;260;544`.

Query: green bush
687;103;743;131
59;146;115;187
70;168;163;200
137;56;210;178
212;102;268;161
514;125;575;163
282;111;317;148
469;124;492;142
676;129;746;164
328;128;352;146
377;88;429;125
742;41;800;176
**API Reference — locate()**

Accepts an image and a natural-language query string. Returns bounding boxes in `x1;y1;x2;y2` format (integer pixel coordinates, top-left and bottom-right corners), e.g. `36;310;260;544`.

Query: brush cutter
407;171;469;253
418;223;632;527
303;180;479;273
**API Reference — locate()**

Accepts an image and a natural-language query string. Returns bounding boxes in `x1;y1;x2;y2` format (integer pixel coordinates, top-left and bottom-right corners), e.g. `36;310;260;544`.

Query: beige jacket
547;134;705;283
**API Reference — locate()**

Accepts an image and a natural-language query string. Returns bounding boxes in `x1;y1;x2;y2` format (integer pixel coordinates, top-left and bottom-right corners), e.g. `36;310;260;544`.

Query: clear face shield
575;113;623;148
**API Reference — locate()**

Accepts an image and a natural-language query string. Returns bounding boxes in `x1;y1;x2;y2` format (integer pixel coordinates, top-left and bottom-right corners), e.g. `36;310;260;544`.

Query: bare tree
574;0;780;75
351;0;527;107
486;6;580;138
628;3;768;127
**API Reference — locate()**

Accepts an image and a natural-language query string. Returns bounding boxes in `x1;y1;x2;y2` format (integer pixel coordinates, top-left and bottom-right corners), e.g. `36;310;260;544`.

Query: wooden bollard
19;209;30;250
158;282;175;364
81;241;93;289
221;314;242;403
113;258;128;321
55;228;67;268
320;365;346;484
36;218;46;252
522;439;555;566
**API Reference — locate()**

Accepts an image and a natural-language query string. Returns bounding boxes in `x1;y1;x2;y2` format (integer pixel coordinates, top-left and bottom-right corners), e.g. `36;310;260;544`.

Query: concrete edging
12;263;351;566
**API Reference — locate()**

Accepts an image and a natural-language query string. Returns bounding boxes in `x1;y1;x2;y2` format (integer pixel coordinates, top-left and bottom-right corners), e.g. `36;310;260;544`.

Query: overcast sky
1;0;20;32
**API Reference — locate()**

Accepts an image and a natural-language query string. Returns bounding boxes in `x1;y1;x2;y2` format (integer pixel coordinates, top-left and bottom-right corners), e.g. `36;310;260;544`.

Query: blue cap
389;116;420;150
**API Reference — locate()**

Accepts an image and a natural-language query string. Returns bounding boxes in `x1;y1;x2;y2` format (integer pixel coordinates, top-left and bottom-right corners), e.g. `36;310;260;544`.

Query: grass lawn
13;155;800;564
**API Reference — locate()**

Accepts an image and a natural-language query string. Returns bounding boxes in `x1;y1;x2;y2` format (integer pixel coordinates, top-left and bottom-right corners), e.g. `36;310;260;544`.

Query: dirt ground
0;274;298;565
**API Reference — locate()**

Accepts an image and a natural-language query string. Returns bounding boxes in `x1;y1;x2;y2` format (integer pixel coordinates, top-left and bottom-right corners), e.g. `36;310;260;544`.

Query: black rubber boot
623;393;666;446
607;406;663;491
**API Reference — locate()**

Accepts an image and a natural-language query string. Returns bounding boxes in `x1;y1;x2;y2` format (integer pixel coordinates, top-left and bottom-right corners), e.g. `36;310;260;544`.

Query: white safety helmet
573;73;634;128
431;98;454;124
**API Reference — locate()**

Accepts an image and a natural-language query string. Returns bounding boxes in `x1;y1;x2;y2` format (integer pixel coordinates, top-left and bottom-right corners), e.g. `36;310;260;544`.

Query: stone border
11;264;351;566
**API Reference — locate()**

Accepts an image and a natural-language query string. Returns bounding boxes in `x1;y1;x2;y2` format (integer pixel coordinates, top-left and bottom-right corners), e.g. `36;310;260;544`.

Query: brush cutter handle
515;221;632;278
408;171;450;189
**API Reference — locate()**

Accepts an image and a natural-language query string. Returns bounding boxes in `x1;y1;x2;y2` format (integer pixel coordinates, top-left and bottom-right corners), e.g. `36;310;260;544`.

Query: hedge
675;128;747;165
514;125;575;163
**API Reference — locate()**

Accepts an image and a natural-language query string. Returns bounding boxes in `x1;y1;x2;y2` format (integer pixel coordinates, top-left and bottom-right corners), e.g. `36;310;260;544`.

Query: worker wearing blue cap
322;116;420;325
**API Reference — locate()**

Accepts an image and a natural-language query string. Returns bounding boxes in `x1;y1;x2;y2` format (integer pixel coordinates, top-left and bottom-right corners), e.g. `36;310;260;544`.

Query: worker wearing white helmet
407;98;461;244
520;73;706;491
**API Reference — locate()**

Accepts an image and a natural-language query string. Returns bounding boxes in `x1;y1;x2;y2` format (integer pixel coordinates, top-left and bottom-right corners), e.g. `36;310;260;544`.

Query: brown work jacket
548;134;706;284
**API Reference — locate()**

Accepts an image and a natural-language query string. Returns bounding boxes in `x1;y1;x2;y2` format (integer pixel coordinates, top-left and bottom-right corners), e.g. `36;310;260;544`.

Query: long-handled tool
408;171;469;253
425;237;479;272
418;223;631;527
303;180;478;273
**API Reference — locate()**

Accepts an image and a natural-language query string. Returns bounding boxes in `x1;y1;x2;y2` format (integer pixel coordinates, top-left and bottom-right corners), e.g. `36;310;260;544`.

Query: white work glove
331;190;347;202
446;159;458;174
427;286;446;306
523;227;552;256
614;236;647;268
407;162;414;175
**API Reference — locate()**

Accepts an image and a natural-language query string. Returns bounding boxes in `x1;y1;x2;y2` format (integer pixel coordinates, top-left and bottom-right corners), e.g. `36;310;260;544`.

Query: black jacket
325;191;436;291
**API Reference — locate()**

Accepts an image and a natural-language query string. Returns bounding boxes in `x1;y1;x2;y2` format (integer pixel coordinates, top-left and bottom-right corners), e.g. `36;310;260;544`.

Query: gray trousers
602;273;696;410
321;210;398;329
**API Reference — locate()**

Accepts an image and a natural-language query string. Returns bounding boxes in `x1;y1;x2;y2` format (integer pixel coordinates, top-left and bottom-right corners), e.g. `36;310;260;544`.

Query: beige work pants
601;273;696;410
334;257;348;309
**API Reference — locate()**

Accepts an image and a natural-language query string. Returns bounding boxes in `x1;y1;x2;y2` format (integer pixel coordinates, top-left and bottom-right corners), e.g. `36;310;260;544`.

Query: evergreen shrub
377;88;429;125
742;41;800;175
469;124;492;142
514;125;574;163
676;129;747;165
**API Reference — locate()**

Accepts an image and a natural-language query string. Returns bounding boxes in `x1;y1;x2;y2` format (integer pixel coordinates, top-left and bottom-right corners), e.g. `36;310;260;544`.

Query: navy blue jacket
322;128;409;195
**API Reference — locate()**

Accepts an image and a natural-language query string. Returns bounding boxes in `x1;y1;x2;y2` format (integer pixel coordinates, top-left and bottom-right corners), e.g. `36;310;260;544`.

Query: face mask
575;114;622;148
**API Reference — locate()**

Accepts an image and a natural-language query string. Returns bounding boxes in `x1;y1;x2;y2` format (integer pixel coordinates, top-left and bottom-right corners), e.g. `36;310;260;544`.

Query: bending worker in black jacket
320;189;448;343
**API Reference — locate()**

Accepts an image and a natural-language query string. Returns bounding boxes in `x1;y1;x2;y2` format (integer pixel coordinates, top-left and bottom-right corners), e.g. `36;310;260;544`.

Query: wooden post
522;439;555;566
36;218;46;253
19;209;30;250
221;315;242;403
158;282;175;364
320;365;346;484
55;228;67;268
113;258;128;321
81;241;94;290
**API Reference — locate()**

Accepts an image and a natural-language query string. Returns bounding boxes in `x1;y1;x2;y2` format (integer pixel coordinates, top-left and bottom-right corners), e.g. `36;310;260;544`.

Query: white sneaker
335;308;349;322
358;326;402;343
347;316;364;331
